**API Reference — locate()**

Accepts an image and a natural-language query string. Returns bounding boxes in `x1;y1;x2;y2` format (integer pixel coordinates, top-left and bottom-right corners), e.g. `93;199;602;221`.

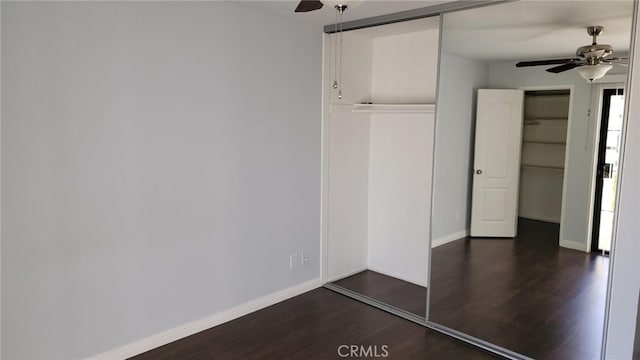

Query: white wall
368;112;434;286
326;106;370;280
327;32;374;105
604;3;640;357
324;31;373;281
371;28;440;103
518;166;564;222
1;2;322;358
0;2;3;356
432;53;489;243
488;62;596;251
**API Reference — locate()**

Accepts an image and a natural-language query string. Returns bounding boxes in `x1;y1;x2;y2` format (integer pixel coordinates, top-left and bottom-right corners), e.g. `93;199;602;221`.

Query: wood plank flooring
429;219;609;360
131;288;497;360
333;270;427;317
132;218;612;359
330;219;609;359
634;294;640;360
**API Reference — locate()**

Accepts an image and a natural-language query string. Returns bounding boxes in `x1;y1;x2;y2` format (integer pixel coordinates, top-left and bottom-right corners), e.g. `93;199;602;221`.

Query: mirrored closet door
428;1;634;358
322;16;440;319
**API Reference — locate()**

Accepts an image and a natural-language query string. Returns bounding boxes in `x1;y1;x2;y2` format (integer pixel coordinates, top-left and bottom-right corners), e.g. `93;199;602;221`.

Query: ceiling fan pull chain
338;8;344;100
332;10;339;90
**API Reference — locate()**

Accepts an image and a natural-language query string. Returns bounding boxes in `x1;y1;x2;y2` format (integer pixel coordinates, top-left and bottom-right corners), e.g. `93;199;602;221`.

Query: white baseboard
327;266;368;283
560;239;589;252
87;277;322;360
432;229;469;248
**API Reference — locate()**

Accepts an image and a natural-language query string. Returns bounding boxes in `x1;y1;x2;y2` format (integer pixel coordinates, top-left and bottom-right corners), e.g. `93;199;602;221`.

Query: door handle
601;163;612;178
476;169;483;175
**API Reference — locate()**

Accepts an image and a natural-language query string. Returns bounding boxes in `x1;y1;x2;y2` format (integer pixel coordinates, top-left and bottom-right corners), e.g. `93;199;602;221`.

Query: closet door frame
591;88;619;253
518;85;575;250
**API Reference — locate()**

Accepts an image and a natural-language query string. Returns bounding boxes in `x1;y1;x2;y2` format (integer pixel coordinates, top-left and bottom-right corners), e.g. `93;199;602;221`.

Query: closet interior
323;16;440;317
519;90;570;226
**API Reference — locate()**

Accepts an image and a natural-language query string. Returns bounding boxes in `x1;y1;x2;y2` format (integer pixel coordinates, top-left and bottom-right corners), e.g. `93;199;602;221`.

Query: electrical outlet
289;254;297;270
301;252;309;266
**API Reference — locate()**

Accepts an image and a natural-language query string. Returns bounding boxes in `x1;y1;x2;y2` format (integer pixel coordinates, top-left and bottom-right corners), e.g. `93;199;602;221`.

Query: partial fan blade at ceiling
603;61;629;67
295;0;323;13
602;57;629;67
546;63;582;73
607;57;630;61
516;59;580;67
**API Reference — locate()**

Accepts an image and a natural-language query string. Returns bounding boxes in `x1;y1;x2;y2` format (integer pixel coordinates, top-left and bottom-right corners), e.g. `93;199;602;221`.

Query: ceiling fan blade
546;63;582;73
516;58;580;67
295;0;323;12
603;61;629;67
607;57;629;61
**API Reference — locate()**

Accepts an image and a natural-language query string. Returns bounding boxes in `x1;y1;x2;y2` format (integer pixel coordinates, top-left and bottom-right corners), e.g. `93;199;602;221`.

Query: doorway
518;89;570;236
469;88;571;239
592;88;625;253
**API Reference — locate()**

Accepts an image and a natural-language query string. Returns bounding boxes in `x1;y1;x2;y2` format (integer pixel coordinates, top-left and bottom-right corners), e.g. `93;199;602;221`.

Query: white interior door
470;89;524;237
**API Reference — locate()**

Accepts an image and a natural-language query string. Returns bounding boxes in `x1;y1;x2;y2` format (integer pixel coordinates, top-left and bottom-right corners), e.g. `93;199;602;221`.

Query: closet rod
322;0;514;34
524;90;571;97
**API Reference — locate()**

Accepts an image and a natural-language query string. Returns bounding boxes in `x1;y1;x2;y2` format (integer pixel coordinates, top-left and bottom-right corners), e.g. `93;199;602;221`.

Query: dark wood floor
330;219;609;359
430;219;609;360
131;288;497;360
333;270;427;317
132;218;613;359
634;294;640;360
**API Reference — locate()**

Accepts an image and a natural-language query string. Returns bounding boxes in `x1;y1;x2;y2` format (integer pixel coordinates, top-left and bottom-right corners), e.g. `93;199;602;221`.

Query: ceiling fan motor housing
577;26;612;63
587;25;604;37
577;44;613;63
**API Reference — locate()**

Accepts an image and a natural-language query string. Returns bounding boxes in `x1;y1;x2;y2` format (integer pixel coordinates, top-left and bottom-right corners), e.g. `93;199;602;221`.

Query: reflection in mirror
428;1;634;358
323;17;440;318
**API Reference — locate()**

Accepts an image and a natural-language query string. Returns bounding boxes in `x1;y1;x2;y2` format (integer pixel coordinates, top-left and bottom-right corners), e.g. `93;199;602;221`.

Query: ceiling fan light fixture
576;63;612;81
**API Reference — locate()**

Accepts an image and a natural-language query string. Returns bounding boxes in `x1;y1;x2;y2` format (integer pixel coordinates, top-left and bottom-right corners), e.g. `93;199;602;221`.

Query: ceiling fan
294;0;324;12
516;26;627;81
295;0;357;99
294;0;361;13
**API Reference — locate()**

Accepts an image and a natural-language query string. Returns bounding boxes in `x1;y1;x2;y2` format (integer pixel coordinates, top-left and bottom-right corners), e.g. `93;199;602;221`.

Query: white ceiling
242;0;635;62
349;16;439;38
442;0;635;61
241;0;448;25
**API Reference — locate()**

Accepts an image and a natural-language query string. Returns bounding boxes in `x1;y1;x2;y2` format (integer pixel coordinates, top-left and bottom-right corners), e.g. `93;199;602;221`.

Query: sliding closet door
368;111;434;288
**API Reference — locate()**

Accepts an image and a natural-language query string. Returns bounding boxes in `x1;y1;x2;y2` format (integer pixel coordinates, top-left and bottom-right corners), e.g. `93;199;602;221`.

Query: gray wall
432;52;489;240
1;2;321;358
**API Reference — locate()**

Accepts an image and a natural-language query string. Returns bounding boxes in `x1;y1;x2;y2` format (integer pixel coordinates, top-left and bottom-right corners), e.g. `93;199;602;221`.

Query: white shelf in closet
352;103;436;113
